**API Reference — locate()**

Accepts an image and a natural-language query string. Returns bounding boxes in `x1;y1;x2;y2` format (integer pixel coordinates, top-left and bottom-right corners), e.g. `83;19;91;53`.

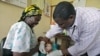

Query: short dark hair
53;1;76;20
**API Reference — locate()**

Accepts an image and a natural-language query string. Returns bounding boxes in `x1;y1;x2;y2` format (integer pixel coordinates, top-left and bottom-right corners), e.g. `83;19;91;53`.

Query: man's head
53;1;76;29
19;4;42;28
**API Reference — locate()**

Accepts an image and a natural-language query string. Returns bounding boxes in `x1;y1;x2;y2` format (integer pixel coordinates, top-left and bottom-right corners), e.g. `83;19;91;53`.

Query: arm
39;24;63;42
46;24;63;38
13;52;27;56
26;44;39;56
13;45;39;56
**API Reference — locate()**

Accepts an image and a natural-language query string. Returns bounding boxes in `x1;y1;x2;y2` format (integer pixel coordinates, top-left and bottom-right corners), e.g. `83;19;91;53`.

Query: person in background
40;1;100;56
3;4;42;56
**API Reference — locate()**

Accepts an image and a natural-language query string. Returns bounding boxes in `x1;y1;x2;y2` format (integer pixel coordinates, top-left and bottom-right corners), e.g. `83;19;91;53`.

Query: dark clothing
96;54;100;56
0;37;13;56
81;53;88;56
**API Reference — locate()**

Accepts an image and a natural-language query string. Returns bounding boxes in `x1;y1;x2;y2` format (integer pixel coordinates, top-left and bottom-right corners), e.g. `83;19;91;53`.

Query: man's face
54;15;75;29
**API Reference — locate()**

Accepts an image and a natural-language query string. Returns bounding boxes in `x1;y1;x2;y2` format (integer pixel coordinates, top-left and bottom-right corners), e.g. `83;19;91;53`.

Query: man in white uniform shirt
42;1;100;56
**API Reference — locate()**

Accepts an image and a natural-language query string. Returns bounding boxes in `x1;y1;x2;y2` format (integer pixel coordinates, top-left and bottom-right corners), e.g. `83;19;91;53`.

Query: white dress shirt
46;7;100;56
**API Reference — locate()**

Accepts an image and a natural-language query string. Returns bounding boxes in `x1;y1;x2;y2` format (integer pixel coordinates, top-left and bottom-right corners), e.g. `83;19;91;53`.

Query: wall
86;0;100;8
34;14;50;37
0;1;23;40
51;0;73;5
51;0;100;8
32;0;50;37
